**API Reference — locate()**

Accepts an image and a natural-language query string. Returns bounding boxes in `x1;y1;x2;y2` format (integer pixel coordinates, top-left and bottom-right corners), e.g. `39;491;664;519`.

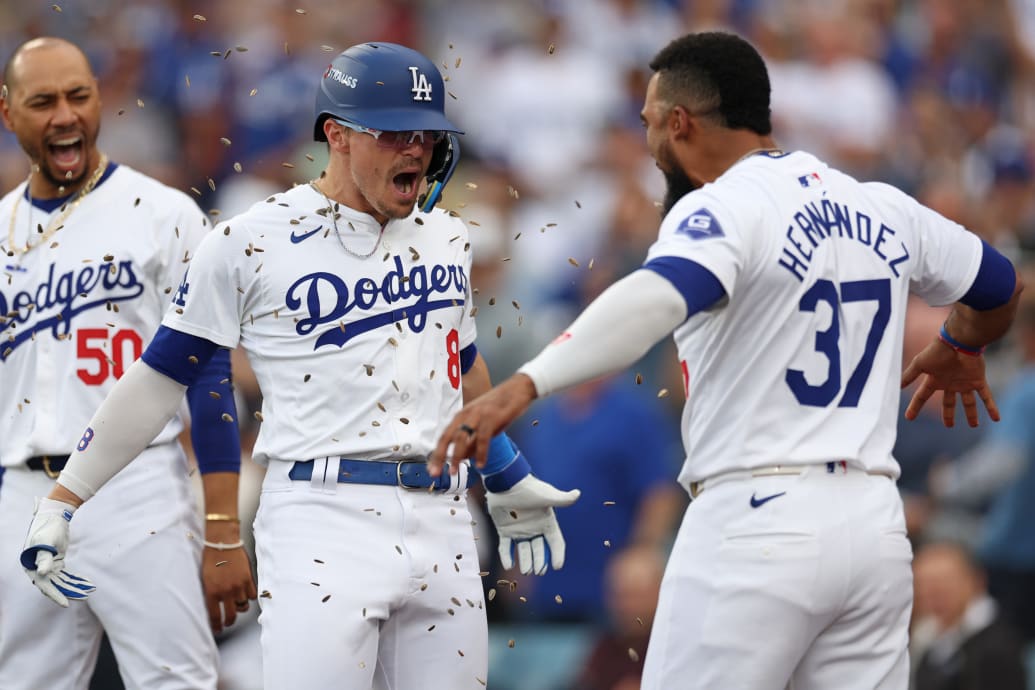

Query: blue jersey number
785;278;891;407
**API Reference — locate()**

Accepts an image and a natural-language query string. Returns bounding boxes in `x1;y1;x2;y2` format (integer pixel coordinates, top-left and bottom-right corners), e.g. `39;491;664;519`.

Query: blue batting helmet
313;42;463;141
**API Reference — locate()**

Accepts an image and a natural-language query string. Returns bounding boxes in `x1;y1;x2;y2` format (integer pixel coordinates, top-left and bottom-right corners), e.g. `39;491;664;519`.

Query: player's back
651;151;981;486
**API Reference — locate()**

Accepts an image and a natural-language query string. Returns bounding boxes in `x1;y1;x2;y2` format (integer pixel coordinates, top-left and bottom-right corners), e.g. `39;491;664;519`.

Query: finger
246;573;258;600
473;423;492;470
59;570;95;592
497;537;514;570
961;390;979;428
34;550;56;576
516;540;533;575
941;390;956;428
904;376;934;421
530;536;547;575
207;592;223;633
430;420;466;477
223;599;239;629
901;357;921;389
524;477;582;507
977;384;1000;422
545;525;567;570
55;570;95;598
33;575;70;608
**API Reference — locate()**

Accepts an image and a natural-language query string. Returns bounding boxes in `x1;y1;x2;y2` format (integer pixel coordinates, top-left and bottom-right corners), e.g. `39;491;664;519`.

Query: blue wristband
939;324;984;356
480;433;532;492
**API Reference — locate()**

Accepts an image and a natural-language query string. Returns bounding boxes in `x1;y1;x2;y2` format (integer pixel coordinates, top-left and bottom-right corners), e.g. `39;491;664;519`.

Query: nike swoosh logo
290;225;324;244
749;491;786;508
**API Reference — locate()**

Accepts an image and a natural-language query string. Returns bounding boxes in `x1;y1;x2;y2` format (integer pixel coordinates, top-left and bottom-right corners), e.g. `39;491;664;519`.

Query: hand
203;547;257;633
202;522;257;634
486;475;580;575
430;374;538;477
20;497;95;607
902;339;999;427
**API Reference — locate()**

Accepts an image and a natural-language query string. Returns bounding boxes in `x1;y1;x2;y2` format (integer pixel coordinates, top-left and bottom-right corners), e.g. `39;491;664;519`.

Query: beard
656;138;698;215
39;161;88;191
661;167;698;215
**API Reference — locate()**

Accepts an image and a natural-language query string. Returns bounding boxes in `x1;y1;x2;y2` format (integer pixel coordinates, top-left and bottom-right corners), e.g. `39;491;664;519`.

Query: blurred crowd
5;0;1035;689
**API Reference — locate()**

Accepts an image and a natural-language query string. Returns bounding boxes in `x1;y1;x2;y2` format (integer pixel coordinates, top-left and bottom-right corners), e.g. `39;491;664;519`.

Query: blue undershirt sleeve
141;325;220;386
142;326;240;474
459;343;478;374
959;240;1017;310
642;256;727;319
185;348;241;475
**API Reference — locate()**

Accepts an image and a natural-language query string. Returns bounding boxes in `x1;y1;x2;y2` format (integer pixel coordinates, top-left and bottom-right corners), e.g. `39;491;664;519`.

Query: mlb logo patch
676;209;725;240
798;172;822;188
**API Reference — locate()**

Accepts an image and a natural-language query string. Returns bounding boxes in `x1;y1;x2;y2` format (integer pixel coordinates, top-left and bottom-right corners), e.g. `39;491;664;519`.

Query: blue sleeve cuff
459;343;478;374
142;326;220;386
642;257;727;319
185;348;241;474
959;240;1016;310
478;433;532;492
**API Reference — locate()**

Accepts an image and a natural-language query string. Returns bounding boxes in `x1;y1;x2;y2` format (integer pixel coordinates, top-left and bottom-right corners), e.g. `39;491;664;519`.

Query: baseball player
433;31;1024;690
0;38;254;689
19;42;579;689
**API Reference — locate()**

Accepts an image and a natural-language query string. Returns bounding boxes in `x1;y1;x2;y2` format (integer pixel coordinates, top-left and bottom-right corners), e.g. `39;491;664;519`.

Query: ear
323;118;350;154
1;85;13;133
669;105;693;142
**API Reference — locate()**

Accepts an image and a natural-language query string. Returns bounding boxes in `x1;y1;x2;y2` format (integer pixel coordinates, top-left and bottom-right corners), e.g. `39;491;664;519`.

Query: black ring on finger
459;423;476;438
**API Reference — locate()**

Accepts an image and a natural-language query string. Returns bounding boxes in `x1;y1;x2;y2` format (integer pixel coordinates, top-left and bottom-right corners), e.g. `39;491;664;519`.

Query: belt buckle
41;456;60;479
396;461;425;490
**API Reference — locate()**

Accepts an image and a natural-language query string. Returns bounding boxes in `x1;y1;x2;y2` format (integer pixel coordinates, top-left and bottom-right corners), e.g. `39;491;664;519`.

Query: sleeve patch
676;208;725;240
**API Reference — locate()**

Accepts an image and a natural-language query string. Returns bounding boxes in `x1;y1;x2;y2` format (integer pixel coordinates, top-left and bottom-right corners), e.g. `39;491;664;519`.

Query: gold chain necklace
733;147;784;166
6;153;109;258
309;180;384;259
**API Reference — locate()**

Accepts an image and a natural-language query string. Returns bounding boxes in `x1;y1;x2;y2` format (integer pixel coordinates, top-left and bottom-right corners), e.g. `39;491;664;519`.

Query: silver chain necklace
309;181;384;259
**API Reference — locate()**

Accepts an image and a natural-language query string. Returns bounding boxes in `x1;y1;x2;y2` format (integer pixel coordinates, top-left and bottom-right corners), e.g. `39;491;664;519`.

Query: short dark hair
649;32;772;136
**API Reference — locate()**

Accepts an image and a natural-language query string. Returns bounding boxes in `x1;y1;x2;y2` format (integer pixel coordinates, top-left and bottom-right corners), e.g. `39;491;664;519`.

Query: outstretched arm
431;266;699;471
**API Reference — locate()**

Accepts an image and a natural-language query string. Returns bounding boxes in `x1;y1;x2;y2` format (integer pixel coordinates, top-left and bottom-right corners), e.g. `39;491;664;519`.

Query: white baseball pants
254;459;488;689
0;443;217;690
642;465;913;690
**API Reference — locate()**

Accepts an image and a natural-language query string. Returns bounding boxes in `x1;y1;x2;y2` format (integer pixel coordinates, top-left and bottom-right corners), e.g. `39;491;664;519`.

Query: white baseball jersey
161;183;476;464
0;164;208;466
645;150;982;487
0;163;219;690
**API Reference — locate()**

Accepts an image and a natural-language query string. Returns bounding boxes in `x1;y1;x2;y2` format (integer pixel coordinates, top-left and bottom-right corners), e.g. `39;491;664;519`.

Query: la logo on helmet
408;66;432;101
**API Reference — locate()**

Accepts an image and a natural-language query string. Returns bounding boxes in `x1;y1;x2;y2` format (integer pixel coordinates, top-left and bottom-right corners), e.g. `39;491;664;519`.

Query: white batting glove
485;475;580;575
21;498;95;607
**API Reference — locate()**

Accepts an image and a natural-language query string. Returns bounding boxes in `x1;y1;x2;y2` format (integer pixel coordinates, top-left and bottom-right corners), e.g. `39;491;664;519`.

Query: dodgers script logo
286;255;467;349
0;261;145;359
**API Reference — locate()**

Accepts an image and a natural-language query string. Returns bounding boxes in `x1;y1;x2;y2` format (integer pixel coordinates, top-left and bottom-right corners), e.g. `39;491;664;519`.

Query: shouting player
0;38;253;689
432;32;1023;690
20;42;578;689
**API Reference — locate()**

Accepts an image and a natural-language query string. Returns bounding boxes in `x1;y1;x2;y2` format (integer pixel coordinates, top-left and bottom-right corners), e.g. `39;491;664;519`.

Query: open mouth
47;134;84;175
392;171;420;199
